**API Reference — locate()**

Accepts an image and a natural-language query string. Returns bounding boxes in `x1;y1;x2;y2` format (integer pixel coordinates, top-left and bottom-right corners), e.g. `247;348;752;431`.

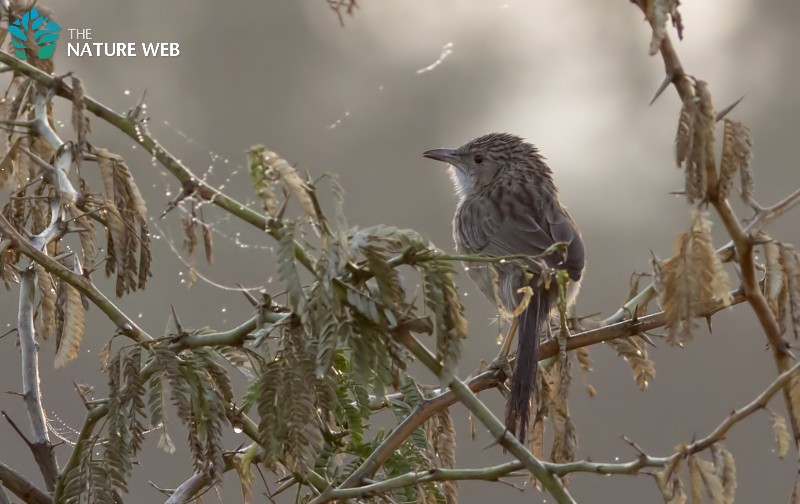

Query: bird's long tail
505;286;550;444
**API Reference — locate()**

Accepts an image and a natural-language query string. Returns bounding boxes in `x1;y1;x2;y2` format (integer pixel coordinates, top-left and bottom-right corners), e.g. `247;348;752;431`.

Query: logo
8;7;61;60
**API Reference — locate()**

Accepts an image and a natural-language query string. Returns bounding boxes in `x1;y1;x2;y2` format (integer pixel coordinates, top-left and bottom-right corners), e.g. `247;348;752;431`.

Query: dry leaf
54;259;86;368
782;246;800;339
659;211;731;343
35;264;55;340
263;150;317;219
770;410;791;459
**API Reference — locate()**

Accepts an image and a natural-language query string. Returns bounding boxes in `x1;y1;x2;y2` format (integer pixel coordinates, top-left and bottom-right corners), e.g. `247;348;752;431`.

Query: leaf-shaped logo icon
8;7;61;60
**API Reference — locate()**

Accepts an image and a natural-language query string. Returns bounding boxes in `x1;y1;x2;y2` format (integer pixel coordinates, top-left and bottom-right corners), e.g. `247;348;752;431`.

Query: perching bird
423;133;585;443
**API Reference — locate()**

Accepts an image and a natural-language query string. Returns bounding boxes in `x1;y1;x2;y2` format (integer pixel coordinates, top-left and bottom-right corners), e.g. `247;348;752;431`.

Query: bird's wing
458;196;584;279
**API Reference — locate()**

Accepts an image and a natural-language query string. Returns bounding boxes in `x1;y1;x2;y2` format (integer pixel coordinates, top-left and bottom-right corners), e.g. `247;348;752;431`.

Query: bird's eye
474;154;484;164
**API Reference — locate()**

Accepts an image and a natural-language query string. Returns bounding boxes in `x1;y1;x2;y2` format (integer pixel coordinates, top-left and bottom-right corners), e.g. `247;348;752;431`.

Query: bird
423;132;585;443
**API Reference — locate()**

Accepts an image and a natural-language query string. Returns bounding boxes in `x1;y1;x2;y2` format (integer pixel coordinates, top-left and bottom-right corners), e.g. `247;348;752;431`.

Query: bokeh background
2;0;799;502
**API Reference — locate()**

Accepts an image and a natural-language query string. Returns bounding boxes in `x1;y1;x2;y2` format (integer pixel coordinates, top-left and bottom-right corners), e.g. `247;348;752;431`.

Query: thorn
0;327;17;340
238;283;259;306
705;316;713;334
649;73;674;106
169;305;184;335
621;435;647;457
482;432;506;451
638;332;657;347
715;95;745;122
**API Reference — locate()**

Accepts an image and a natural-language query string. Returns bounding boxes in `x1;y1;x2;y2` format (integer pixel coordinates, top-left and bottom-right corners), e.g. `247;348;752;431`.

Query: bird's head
422;132;547;200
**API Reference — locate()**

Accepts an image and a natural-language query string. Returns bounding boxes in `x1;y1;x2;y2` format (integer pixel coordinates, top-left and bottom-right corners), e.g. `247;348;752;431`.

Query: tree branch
0;49;314;273
15;269;58;491
0;212;154;342
314;354;800;502
163;472;212;504
0;462;51;504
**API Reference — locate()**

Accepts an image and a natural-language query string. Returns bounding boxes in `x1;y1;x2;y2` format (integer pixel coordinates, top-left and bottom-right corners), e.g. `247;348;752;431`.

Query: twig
16;269;58;491
164;472;211;504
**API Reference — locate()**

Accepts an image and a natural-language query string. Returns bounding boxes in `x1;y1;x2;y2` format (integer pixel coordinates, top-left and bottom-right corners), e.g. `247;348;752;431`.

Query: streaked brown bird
423;132;585;443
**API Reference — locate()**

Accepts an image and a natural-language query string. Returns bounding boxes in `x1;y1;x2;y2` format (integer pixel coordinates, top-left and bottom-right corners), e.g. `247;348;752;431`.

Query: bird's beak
422;148;460;166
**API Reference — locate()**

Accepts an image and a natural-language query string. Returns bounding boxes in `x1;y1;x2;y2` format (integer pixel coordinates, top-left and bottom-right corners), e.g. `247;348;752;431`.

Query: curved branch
163;472;211;504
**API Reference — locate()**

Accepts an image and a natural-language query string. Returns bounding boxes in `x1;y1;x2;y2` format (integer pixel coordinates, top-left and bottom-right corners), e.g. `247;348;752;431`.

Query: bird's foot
486;354;514;384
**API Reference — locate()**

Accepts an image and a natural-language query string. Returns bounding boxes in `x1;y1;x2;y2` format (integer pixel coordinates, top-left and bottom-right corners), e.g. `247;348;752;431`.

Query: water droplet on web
221;308;226;313
124;89;131;95
232;424;243;434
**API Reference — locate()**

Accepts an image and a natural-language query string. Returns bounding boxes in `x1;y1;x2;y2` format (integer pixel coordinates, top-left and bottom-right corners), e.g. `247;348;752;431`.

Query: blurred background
1;0;799;502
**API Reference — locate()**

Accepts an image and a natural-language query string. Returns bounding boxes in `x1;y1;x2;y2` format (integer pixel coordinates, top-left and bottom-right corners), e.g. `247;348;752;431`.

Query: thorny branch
312;358;800;502
631;0;800;446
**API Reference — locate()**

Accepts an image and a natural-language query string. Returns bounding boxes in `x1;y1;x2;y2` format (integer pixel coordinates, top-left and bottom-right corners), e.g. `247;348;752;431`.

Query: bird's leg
497;317;519;360
487;317;518;384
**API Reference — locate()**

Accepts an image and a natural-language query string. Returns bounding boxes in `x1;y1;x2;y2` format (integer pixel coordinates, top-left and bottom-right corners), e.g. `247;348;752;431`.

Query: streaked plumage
424;132;585;443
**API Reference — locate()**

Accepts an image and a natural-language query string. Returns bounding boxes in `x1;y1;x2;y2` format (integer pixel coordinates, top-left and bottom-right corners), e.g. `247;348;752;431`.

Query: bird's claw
487;355;513;382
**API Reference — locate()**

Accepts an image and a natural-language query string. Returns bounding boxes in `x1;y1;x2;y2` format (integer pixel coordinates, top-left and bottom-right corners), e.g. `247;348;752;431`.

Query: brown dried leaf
660;211;731;343
696;457;725;503
71;76;87;158
433;409;457;504
734;122;754;204
688;455;703;504
54;259;86;368
648;0;670;55
542;362;577;465
675;97;694;167
789;374;800;444
656;466;688;504
202;221;213;265
10;136;32;193
782;247;800;339
606;336;655;390
718;119;739;200
98;338;113;371
711;445;736;504
0;135;20;189
182;215;197;257
68;204;96;269
35;264;55;340
764;240;787;323
691;81;716;202
434;408;457;469
575;346;592;372
95;148;147;219
770;410;791;459
264;150;317;219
